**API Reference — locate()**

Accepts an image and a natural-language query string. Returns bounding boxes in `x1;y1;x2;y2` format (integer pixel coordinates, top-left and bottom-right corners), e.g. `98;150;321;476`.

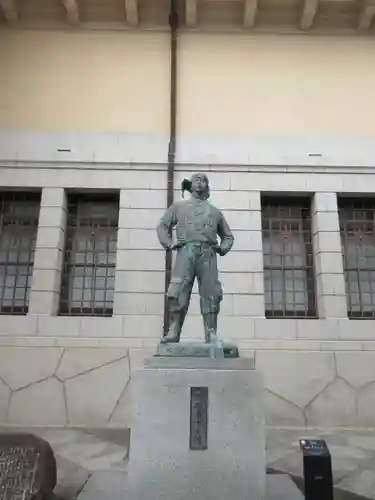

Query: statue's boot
203;313;219;344
160;312;182;343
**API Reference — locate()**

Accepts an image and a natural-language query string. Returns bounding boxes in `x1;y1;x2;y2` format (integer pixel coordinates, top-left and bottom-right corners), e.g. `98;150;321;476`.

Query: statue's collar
190;192;209;201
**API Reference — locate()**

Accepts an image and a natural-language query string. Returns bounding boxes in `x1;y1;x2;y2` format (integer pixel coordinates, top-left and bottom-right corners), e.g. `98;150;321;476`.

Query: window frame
261;196;316;319
339;198;375;319
0;191;41;315
59;193;119;317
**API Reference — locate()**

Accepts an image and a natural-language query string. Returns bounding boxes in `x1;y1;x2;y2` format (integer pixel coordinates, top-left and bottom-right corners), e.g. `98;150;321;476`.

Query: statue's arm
157;204;177;250
217;212;234;256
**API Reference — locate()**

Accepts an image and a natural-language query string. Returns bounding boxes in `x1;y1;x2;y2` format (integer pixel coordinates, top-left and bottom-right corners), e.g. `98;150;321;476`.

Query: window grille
59;194;119;317
339;198;375;318
262;198;316;318
0;192;40;315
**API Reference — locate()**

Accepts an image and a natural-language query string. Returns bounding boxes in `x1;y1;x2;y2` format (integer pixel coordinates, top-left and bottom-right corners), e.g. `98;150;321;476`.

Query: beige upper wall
0;30;170;132
178;34;375;137
1;30;375;136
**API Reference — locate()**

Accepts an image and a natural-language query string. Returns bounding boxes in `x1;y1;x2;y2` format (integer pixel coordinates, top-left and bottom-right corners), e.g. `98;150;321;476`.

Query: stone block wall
2;342;375;428
1;134;375;427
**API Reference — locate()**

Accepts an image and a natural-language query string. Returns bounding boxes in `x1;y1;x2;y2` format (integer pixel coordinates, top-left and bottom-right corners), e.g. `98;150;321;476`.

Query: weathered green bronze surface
156;341;239;358
157;173;235;345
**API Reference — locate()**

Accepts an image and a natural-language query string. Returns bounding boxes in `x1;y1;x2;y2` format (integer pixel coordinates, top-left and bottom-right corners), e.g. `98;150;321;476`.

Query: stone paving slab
267;429;375;500
54;455;90;500
77;471;303;500
2;427;375;500
266;474;304;500
336;456;375;500
76;471;129;500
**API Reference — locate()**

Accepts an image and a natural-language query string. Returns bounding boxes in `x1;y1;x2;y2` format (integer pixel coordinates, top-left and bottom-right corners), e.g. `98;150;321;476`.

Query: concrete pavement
2;426;375;499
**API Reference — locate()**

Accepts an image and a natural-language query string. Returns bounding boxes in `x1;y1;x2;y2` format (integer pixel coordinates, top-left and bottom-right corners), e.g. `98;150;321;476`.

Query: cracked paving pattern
1;348;131;427
56;348;129;381
0;347;63;391
1;347;375;426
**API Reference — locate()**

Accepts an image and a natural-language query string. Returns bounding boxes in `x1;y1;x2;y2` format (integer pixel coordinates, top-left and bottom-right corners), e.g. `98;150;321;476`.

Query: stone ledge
0;335;374;352
145;356;255;370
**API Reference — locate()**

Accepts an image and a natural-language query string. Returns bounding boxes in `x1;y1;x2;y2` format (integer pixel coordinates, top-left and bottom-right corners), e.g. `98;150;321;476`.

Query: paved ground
77;470;304;500
2;426;375;499
267;428;375;500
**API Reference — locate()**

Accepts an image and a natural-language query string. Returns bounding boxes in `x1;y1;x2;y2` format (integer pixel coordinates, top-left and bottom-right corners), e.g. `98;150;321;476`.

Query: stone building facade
1;0;375;428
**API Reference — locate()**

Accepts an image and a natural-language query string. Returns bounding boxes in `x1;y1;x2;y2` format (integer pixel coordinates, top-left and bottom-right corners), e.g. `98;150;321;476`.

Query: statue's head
181;173;210;200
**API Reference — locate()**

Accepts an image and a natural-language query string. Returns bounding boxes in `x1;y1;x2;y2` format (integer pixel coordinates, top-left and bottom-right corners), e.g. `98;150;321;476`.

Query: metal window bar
262;198;316;318
339;199;375;319
0;192;40;315
59;194;119;317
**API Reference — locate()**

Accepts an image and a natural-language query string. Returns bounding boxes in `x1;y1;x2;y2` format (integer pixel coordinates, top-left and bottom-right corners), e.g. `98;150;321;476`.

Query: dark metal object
163;0;179;335
0;192;40;315
59;194;119;317
190;387;208;451
0;433;56;500
262;197;316;318
299;439;333;500
339;198;375;318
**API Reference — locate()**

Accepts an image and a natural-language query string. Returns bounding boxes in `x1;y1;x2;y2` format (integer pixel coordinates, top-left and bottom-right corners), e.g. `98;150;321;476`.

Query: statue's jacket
157;197;234;256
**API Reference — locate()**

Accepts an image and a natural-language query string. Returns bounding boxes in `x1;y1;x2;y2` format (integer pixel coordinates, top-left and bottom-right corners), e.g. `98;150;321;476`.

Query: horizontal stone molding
1;316;375;343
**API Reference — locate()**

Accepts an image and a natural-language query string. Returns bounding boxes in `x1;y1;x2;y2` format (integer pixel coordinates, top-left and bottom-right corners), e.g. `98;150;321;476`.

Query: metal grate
0;192;40;315
59;194;119;317
262;198;316;318
339;198;375;319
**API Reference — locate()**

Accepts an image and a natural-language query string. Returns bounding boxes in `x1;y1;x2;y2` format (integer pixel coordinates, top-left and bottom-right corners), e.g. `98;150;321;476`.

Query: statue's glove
169;242;183;250
213;244;224;256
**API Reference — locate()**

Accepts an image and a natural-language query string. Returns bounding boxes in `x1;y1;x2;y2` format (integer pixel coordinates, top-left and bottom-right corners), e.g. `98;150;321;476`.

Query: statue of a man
157;173;234;344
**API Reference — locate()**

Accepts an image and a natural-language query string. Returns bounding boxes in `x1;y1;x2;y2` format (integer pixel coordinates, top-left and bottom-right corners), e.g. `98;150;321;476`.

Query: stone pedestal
125;357;266;500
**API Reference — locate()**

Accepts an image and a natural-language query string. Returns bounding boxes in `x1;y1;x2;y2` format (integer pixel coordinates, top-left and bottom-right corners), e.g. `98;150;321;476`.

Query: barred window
60;194;119;317
0;192;40;315
339;199;375;318
262;198;316;318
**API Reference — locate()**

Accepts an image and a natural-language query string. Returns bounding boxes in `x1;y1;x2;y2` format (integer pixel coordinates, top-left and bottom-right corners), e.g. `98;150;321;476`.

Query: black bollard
299;439;333;500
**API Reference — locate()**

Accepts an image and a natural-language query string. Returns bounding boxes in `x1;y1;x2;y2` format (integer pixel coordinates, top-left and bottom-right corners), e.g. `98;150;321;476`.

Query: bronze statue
157;173;234;344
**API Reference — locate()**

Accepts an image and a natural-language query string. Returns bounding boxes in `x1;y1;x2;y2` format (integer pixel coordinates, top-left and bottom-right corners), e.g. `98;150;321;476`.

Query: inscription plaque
0;447;39;499
189;386;208;450
0;434;56;500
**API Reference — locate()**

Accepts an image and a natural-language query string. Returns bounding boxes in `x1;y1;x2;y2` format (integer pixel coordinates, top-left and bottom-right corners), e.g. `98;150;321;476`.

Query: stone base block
124;357;265;500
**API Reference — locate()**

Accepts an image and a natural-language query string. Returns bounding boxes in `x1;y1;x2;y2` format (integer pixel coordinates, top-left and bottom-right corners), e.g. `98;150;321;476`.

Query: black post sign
299;439;334;500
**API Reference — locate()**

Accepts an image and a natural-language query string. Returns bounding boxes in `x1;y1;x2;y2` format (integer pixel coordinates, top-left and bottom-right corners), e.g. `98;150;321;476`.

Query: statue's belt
178;241;216;248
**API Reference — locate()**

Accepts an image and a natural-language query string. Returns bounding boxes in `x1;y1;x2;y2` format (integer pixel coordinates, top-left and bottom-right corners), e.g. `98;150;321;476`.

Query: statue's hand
213;244;224;256
169;242;182;251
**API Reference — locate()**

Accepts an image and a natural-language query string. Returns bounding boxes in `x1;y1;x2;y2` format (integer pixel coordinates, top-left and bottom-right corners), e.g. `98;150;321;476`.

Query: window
0;192;40;315
262;197;316;318
59;194;119;317
339;198;375;318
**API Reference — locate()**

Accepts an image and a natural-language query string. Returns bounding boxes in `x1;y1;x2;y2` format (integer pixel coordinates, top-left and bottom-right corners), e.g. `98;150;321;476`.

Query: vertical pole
164;0;179;335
